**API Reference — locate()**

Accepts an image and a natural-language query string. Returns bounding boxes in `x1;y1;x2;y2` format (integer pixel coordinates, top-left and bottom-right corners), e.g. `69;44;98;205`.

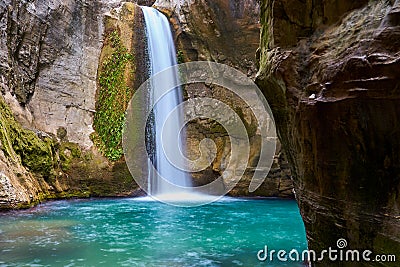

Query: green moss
15;190;91;210
0;96;56;180
209;122;226;134
0;94;137;209
16;202;36;210
93;29;134;161
13;134;55;179
56;190;91;199
59;142;82;171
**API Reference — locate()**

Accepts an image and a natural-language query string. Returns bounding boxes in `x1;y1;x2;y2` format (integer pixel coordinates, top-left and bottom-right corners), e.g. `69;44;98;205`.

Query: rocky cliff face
1;0;104;146
154;0;294;197
0;0;152;147
256;0;400;265
0;0;146;209
154;0;260;74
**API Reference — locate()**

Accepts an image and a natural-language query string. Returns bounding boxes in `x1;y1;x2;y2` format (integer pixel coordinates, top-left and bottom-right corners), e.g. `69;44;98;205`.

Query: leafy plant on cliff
93;30;134;161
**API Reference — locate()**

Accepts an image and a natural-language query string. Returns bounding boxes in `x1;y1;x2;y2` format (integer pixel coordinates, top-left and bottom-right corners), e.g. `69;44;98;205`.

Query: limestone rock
0;0;143;209
0;0;151;148
155;0;260;77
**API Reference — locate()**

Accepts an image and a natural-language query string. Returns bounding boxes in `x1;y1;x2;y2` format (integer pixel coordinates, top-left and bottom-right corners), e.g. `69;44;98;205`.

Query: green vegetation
0;96;56;180
0;89;135;209
59;142;82;171
177;50;184;64
93;30;134;161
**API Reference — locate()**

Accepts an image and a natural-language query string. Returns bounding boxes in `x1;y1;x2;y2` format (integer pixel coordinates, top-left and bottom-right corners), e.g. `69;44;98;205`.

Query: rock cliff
0;0;146;209
256;0;400;265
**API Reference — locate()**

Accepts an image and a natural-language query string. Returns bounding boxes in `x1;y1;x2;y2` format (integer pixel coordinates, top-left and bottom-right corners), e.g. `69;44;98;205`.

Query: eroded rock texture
1;0;105;147
0;0;292;208
257;0;400;265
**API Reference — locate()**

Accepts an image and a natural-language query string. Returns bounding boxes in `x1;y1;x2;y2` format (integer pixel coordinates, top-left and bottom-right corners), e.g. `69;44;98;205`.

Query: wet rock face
0;0;149;148
257;0;400;264
0;90;138;209
136;0;155;6
183;83;294;198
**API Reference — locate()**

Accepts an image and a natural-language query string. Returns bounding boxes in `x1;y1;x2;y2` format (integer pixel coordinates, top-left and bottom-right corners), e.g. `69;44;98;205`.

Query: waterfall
141;6;191;197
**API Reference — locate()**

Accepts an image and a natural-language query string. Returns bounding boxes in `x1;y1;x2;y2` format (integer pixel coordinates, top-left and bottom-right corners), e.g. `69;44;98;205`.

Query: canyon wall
256;0;400;265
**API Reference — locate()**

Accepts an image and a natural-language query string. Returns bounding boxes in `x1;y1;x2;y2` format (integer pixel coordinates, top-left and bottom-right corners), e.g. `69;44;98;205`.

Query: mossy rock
13;134;55;177
0;96;56;180
59;142;83;171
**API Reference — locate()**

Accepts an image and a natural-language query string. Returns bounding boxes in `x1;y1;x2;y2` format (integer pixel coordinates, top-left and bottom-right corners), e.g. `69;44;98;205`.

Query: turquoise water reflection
0;198;307;266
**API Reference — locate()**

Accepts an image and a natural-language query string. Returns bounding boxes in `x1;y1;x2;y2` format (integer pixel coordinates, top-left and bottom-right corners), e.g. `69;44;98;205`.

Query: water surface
0;198;307;266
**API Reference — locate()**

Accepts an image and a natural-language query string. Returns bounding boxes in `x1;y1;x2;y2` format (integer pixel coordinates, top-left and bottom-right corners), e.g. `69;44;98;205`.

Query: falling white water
141;6;192;197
